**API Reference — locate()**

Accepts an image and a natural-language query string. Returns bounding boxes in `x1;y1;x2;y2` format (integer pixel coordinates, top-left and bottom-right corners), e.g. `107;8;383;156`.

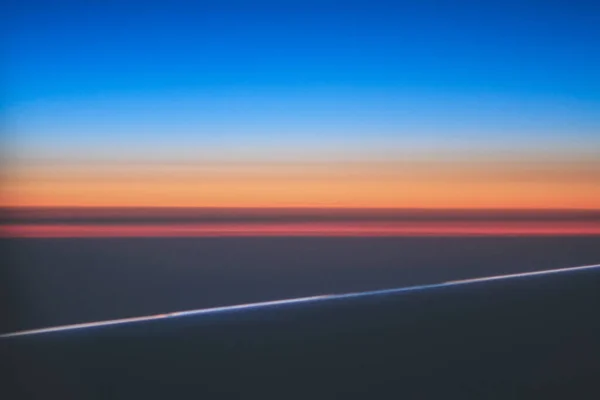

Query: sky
2;0;600;209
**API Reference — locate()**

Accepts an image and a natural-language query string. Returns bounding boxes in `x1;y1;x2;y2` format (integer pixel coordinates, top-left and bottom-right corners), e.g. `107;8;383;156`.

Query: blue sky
4;0;600;162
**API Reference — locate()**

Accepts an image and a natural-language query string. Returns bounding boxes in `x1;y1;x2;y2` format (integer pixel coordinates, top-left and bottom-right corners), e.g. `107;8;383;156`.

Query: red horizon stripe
2;221;600;238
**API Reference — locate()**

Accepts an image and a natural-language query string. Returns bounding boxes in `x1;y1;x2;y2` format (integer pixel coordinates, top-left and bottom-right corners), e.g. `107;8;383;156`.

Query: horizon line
4;206;600;210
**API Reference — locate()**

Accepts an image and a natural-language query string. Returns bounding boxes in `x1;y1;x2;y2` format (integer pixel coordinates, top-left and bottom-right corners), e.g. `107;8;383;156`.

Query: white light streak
2;263;599;339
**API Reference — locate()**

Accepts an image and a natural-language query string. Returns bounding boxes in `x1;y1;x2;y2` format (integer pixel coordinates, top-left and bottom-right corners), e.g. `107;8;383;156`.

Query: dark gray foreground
2;264;600;398
2;236;600;333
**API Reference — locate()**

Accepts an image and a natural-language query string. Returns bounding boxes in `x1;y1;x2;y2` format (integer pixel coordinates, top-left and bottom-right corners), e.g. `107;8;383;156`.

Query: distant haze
2;207;600;237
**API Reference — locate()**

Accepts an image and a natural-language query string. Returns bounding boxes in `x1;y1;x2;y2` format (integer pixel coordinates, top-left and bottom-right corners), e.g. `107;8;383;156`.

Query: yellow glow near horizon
2;160;599;209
